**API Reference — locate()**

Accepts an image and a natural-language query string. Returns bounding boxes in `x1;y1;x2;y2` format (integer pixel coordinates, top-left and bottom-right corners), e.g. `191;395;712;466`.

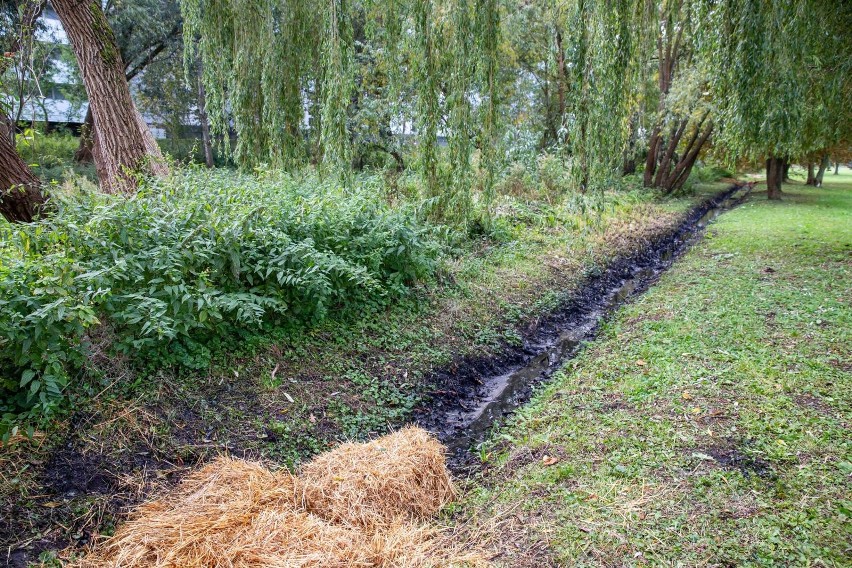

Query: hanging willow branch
320;0;353;176
475;0;500;222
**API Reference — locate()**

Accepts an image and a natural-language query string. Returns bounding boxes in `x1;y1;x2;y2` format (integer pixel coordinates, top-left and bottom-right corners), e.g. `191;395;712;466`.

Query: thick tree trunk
835;160;840;175
815;154;829;186
805;162;816;186
0;127;44;222
52;0;167;193
197;62;214;168
766;157;783;200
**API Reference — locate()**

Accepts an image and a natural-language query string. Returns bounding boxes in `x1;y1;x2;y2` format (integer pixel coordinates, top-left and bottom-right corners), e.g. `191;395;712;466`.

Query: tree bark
0;124;44;222
75;106;95;163
805;162;816;186
555;27;566;123
52;0;167;193
815;154;829;186
835;160;840;174
782;160;791;182
644;4;684;188
665;120;713;194
654;119;687;188
766;157;783;200
75;22;181;164
643;125;661;186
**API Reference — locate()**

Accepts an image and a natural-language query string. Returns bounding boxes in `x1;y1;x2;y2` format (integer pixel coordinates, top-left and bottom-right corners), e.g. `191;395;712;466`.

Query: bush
15;128;97;183
0;168;441;432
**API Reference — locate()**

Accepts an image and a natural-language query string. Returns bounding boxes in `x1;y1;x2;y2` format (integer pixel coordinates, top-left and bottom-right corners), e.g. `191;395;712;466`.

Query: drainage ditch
413;185;751;468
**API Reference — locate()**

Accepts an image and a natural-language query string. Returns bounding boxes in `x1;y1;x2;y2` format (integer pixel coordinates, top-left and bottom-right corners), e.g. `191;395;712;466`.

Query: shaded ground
458;173;851;566
0;184;728;566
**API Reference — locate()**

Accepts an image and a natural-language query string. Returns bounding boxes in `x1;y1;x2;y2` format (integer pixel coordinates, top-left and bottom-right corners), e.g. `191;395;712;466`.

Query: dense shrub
15;128;97;183
0;168;440;430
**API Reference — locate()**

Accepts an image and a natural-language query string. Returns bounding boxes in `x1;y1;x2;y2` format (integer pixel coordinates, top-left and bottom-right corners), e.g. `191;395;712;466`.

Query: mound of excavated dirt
76;427;483;568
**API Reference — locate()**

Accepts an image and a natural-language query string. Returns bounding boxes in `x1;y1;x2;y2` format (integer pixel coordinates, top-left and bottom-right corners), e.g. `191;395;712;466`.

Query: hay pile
300;426;455;528
78;427;483;568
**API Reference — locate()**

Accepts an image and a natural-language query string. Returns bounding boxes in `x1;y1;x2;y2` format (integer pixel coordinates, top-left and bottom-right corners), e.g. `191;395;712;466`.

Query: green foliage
710;0;852;162
0;167;440;432
14;128;95;183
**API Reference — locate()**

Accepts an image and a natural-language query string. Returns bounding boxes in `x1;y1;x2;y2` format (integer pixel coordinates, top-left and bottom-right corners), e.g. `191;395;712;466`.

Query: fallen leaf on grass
541;455;559;466
635;360;647;367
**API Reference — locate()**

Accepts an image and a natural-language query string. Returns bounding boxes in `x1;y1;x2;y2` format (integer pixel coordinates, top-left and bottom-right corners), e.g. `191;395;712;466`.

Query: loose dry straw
77;426;486;567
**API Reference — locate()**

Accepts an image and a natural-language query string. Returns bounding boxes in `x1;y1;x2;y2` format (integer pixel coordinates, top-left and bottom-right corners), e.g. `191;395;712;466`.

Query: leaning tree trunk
805;162;816;186
766;157;783;200
51;0;167;193
0;128;44;222
815;154;829;186
643;125;661;186
664;119;714;194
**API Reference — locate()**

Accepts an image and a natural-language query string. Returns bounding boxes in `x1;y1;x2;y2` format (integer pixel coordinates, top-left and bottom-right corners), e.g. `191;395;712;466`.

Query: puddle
414;185;751;466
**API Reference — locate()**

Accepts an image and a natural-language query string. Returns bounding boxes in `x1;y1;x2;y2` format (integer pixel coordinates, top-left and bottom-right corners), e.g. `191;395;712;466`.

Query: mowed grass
461;171;852;566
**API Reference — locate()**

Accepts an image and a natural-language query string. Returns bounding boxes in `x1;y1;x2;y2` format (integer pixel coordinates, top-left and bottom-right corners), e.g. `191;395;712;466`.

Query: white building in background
5;3;166;137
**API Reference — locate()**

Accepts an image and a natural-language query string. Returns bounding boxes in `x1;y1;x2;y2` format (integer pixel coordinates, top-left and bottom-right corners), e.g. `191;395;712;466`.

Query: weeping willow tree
558;0;644;192
180;0;502;223
476;0;501;221
181;0;320;169
320;0;354;175
709;0;852;199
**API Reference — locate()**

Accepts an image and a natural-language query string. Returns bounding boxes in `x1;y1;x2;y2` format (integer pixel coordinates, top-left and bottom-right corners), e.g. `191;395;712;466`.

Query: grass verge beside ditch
458;173;852;566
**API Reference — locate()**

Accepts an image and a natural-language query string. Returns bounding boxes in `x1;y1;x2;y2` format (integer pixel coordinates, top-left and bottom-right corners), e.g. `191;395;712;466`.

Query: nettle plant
0;168;440;432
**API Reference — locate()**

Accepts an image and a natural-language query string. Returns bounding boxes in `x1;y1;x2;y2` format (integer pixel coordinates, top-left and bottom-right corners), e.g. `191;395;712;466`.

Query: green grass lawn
460;172;852;566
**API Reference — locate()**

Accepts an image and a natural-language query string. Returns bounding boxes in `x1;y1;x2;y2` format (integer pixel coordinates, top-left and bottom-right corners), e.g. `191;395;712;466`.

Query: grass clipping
78;426;484;567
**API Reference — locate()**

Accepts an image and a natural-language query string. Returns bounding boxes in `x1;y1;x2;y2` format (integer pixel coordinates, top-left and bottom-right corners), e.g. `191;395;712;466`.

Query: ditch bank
1;184;748;566
413;184;751;468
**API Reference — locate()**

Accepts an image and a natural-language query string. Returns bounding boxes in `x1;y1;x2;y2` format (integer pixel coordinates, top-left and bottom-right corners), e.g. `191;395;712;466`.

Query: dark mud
413;185;751;469
702;443;774;479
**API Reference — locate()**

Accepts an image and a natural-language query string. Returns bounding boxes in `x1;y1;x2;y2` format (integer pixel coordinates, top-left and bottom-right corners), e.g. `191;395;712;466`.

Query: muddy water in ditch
417;186;750;464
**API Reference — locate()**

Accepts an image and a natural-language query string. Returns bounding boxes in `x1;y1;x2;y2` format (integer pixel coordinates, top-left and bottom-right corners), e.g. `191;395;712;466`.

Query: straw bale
299;426;456;528
76;429;481;567
79;456;300;567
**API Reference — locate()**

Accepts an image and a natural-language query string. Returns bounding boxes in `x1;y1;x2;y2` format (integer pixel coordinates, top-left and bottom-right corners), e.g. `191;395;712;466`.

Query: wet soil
413;185;750;469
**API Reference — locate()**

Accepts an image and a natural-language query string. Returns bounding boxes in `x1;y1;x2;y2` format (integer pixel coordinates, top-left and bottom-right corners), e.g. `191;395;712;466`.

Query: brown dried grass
299;425;456;529
76;427;484;568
